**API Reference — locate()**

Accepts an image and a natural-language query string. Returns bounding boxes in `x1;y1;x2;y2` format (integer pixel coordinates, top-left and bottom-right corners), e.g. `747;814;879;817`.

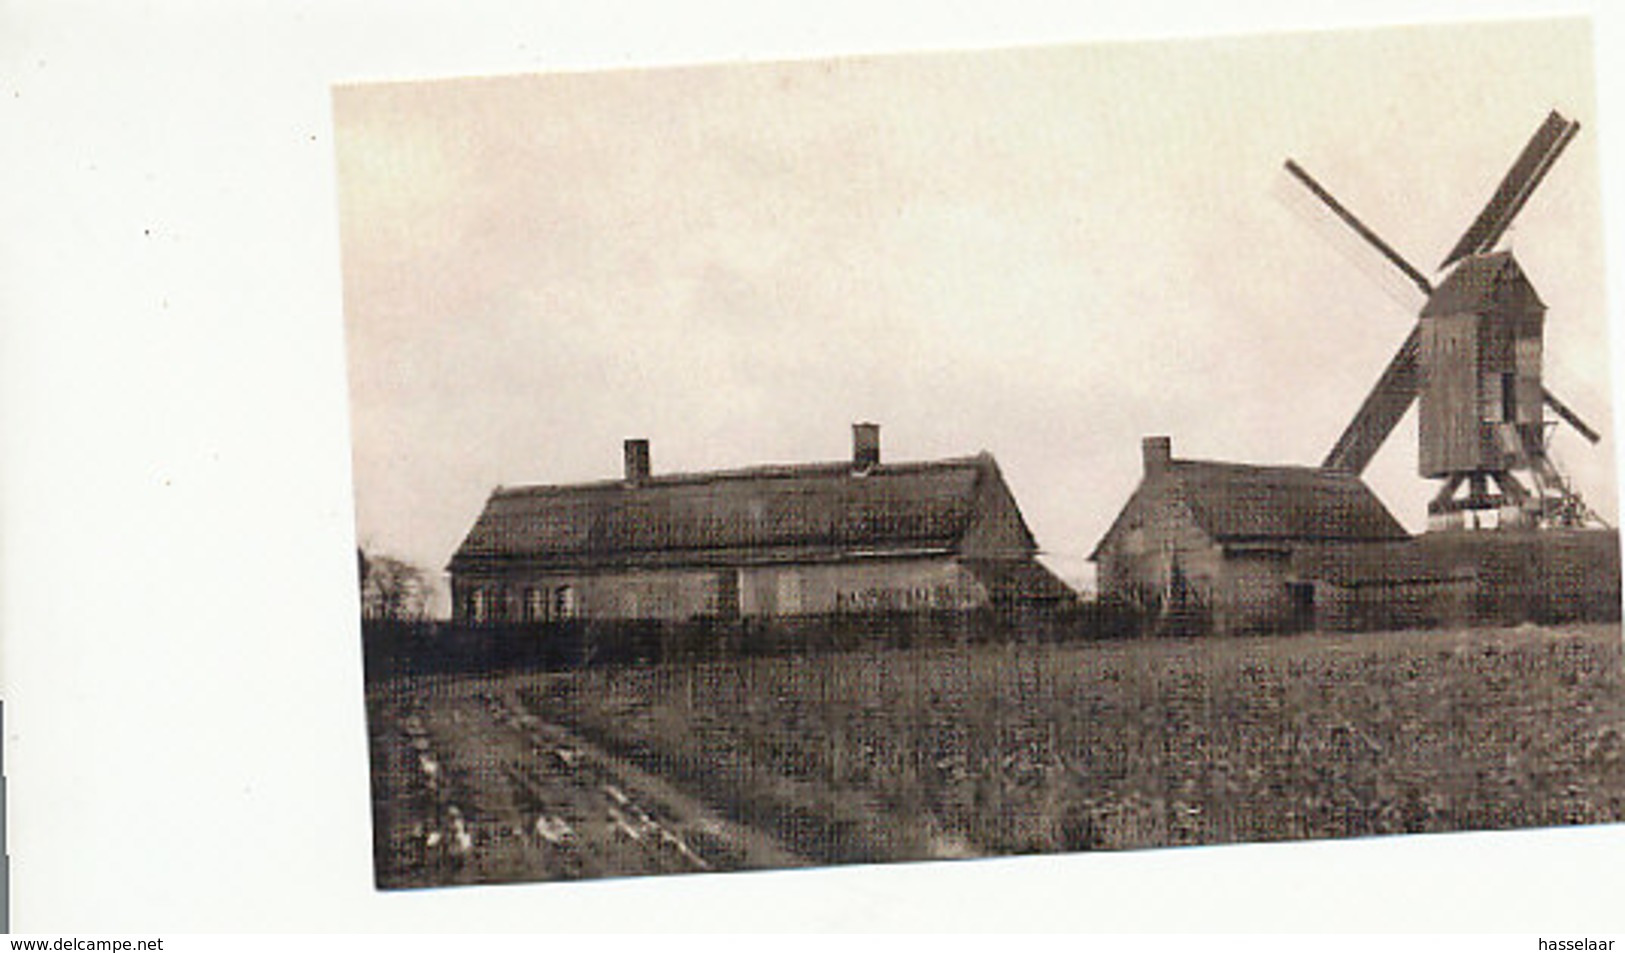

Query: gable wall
1095;478;1223;611
959;466;1036;557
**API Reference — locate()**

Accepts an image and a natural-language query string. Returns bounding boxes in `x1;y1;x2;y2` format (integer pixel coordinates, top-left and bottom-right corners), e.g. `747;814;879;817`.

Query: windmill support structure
1424;444;1607;531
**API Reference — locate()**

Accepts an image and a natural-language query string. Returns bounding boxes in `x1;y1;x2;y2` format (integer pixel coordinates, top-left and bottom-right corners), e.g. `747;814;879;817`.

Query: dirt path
368;676;807;888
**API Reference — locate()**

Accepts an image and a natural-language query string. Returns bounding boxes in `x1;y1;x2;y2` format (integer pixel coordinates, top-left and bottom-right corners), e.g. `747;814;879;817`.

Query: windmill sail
1322;326;1421;474
1439;111;1580;269
1284;159;1433;296
1281;160;1432;474
1542;387;1602;444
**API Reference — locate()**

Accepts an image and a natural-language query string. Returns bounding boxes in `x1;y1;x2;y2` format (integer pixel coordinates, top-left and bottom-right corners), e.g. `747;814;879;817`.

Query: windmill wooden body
1286;110;1604;530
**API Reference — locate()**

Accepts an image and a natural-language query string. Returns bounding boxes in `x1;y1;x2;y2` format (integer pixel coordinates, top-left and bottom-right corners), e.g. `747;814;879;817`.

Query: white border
2;0;1623;933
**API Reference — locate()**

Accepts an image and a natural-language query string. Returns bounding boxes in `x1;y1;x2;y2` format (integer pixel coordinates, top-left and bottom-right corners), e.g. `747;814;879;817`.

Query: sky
334;17;1612;596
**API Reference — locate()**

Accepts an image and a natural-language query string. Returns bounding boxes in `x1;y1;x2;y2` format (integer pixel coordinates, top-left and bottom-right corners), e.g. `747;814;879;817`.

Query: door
1286;582;1315;632
714;570;740;621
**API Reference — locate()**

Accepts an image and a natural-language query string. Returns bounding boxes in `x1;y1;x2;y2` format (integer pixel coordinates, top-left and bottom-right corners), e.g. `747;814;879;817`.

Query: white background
3;0;1624;933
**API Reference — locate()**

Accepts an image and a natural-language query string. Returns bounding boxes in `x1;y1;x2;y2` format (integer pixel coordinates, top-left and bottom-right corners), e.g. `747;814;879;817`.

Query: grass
519;622;1625;866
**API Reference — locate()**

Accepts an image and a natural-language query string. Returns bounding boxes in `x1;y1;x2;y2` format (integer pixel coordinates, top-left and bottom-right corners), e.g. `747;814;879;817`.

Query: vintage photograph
335;19;1624;889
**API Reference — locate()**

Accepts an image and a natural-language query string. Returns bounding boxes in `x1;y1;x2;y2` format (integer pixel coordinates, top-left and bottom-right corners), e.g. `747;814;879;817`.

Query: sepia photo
334;18;1623;890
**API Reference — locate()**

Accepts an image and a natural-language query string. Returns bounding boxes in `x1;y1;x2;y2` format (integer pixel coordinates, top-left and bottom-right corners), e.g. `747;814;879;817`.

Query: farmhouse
1090;436;1412;634
448;424;1074;625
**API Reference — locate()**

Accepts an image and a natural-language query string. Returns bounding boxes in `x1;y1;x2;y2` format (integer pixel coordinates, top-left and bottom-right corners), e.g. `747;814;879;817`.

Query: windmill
1284;110;1606;531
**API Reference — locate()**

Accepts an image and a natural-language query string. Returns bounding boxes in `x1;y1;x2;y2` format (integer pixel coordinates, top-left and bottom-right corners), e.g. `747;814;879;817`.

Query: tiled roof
1169;460;1411;544
1091;458;1410;560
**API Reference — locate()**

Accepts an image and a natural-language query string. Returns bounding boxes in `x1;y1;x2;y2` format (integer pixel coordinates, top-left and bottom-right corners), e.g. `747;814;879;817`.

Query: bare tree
359;549;435;621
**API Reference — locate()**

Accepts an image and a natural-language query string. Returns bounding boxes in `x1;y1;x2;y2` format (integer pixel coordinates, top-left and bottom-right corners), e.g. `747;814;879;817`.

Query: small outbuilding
1090;436;1412;634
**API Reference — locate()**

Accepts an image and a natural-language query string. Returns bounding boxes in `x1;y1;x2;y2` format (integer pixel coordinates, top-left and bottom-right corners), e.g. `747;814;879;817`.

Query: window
1286;582;1315;632
553;585;576;620
776;571;802;615
524;587;546;623
715;570;741;620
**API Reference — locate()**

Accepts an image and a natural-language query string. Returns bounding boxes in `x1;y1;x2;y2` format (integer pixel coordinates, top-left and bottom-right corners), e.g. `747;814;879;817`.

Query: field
366;622;1625;888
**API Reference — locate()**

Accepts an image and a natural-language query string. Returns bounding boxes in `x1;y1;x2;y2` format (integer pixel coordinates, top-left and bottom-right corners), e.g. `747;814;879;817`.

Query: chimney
1142;435;1172;476
623;438;651;485
852;422;881;471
